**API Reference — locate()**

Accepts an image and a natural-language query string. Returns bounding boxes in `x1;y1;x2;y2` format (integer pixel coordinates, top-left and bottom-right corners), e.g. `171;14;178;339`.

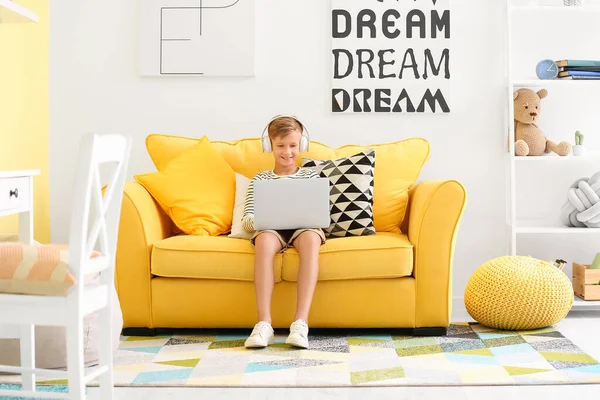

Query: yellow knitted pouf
464;256;573;330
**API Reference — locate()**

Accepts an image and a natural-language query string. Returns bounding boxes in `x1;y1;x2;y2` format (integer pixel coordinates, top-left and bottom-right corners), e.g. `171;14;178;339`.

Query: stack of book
553;259;567;271
557;59;600;80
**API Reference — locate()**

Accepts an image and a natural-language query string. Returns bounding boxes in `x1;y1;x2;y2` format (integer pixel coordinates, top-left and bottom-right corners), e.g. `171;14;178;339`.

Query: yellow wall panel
0;0;49;243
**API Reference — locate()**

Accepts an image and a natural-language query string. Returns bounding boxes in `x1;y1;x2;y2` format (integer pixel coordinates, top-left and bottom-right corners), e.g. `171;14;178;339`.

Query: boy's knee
295;231;322;248
255;232;283;252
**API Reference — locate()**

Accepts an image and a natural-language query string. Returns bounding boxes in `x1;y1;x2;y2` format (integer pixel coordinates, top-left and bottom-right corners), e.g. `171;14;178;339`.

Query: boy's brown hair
267;117;303;141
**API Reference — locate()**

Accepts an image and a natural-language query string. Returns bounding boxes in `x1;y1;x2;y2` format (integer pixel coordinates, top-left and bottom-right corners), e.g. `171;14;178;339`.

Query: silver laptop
254;178;330;230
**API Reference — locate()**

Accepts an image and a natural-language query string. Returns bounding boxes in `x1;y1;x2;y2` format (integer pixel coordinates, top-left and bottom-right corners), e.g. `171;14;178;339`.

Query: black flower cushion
302;150;375;238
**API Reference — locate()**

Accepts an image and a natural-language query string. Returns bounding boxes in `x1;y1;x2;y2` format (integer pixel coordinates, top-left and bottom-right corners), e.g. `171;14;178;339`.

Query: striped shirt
242;168;319;232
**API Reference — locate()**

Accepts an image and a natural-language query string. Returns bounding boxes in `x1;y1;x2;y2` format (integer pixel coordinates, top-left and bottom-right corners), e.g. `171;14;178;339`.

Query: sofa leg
122;328;157;337
413;327;447;336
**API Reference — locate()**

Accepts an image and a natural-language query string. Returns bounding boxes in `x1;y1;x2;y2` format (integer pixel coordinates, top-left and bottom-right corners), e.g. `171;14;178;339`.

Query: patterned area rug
2;323;600;387
0;384;68;400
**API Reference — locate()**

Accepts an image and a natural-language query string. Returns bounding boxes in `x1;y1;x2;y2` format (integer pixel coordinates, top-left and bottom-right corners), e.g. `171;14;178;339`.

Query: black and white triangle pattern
303;150;375;238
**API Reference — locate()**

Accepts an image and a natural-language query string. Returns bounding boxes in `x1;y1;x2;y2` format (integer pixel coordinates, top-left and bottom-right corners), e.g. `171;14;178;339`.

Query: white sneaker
285;319;309;349
245;321;275;348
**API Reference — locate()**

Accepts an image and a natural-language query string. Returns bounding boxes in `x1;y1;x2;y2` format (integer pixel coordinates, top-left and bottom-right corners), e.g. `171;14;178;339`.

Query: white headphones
261;115;310;153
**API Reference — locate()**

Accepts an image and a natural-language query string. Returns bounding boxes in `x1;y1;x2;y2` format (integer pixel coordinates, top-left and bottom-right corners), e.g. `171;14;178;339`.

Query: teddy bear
513;88;571;156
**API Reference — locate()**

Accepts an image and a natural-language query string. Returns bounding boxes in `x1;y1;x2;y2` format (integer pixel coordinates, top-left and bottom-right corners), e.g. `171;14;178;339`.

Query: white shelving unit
0;0;38;23
573;296;600;311
505;1;600;312
512;152;600;162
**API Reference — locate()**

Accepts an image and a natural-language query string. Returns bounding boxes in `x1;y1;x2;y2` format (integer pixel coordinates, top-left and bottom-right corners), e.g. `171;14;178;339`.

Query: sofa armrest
407;180;467;328
116;181;173;329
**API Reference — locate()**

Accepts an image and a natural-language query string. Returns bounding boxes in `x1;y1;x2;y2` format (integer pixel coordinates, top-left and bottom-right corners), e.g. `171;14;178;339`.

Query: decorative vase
573;145;586;156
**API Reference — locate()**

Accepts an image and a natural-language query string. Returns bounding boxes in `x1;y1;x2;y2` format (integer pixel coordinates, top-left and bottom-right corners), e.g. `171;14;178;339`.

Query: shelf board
572;296;600;311
0;0;38;23
511;5;600;12
513;79;600;87
512;152;600;162
515;221;600;234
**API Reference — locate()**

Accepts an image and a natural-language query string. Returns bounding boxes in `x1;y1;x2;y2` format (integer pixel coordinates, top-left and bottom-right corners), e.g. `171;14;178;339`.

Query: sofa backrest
145;134;430;233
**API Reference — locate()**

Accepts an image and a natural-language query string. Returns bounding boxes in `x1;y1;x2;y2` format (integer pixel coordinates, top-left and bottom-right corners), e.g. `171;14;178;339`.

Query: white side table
0;169;40;340
0;169;40;244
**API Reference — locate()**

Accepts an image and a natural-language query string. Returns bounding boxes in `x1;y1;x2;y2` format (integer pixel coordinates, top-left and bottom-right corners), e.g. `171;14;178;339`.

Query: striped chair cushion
0;243;96;296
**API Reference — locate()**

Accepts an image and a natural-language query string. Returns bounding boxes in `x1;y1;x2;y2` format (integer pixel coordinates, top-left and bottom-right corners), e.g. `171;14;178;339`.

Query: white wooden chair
0;133;132;399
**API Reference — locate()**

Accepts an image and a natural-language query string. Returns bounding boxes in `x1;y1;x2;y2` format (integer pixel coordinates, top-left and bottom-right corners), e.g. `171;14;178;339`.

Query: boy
242;116;325;349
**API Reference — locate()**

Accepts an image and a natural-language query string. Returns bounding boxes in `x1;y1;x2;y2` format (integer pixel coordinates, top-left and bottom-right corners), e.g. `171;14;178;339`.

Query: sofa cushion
303;149;376;238
146;134;429;232
135;136;236;236
151;235;282;282
228;173;253;240
0;243;99;296
281;232;413;282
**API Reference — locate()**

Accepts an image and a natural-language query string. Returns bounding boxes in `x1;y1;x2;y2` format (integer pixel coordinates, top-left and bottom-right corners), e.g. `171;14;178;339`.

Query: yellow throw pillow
146;133;199;171
332;139;430;234
135;136;235;236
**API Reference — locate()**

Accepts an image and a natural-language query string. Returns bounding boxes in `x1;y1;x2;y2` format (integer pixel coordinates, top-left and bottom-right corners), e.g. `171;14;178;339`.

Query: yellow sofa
115;135;467;336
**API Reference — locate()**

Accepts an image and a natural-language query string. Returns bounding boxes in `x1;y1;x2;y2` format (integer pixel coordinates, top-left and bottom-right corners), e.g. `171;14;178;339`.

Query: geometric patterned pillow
302;149;376;238
0;243;101;296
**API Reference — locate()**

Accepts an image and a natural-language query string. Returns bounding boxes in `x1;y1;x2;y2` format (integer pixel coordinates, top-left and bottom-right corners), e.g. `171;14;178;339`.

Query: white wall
51;0;598;321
